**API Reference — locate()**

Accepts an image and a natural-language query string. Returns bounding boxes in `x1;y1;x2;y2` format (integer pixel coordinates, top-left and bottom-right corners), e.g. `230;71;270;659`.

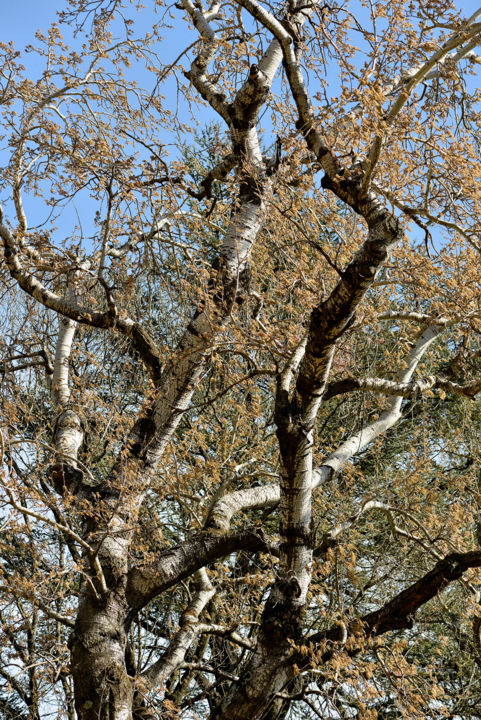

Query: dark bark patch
50;463;84;495
129;413;156;458
130;324;162;383
279;523;314;550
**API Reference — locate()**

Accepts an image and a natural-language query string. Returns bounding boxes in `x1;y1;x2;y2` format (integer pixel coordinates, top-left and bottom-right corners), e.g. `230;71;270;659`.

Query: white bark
180;0;231;123
49;279;84;487
326;373;481;401
207;484;280;532
51;316;76;410
51;302;84;473
221;198;266;275
314;324;442;485
208;325;445;530
142;569;215;688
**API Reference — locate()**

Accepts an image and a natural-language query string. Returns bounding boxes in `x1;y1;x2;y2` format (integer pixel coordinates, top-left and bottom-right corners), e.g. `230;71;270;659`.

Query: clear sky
5;0;62;48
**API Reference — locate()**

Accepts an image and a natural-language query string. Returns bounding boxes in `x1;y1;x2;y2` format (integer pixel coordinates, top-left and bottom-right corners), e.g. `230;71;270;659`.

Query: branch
207;323;445;532
235;0;339;178
11;58;103;235
106;211;206;258
33;600;75;628
0;210;162;382
195;623;256;651
372;183;481;254
179;662;239;682
0;349;52;375
190;153;238;199
205;484;280;532
323;373;481;401
278;334;308;398
0;586;75;628
141;568;216;688
304;550;481;662
312;324;443;487
0;696;30;720
181;0;231;123
362;16;481;191
363;550;481;635
379;310;448;324
286;213;402;425
126;527;270;610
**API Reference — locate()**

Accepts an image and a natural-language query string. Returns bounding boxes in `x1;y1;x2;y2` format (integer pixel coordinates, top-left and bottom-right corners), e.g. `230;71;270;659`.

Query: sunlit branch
141;568;215;688
0;208;162;382
362;14;481;191
323;372;481;401
126;527;270;610
313;324;442;486
207;323;444;532
181;0;231;123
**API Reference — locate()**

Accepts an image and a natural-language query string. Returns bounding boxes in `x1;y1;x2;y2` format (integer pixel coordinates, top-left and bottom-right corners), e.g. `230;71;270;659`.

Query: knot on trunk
50;462;84;495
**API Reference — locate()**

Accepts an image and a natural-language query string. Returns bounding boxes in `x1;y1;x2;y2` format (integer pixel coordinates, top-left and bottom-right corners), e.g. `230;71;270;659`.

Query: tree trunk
70;587;133;720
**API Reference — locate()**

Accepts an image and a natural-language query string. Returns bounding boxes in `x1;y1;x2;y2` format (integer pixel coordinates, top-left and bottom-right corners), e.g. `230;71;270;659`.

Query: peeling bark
2;2;481;719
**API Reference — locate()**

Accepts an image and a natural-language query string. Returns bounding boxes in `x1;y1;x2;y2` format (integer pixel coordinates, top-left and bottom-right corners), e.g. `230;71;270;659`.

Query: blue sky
5;0;62;49
4;0;478;253
2;1;202;240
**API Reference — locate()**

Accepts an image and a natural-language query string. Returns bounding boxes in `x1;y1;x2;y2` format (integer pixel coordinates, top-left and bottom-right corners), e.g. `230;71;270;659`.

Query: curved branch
323;372;481;401
313;324;442;487
0;213;162;382
126;527;270;611
315;499;443;561
181;0;231;123
306;550;481;652
207;323;444;534
141;568;215;688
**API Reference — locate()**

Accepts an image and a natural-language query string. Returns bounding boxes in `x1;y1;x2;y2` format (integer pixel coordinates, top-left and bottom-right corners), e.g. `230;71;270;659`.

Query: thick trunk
215;404;314;719
213;584;305;720
70;587;133;720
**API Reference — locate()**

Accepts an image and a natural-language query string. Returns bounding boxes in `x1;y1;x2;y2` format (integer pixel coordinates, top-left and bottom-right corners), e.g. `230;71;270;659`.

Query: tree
2;0;481;717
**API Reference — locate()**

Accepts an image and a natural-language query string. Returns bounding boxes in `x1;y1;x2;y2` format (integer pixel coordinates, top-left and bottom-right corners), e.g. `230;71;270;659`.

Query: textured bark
62;20;284;715
142;569;215;688
68;528;269;719
206;484;281;532
323;372;481;401
305;551;481;653
2;3;481;719
70;587;134;720
127;528;269;610
214;593;305;720
205;325;443;532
